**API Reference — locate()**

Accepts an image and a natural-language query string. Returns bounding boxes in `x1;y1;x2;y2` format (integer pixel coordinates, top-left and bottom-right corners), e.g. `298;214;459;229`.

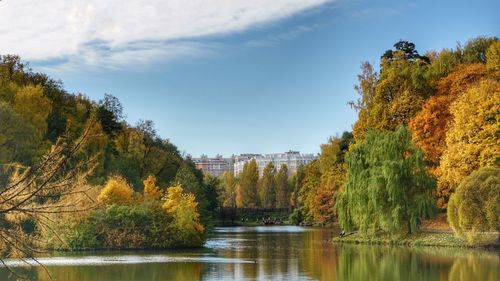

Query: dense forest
0;35;499;263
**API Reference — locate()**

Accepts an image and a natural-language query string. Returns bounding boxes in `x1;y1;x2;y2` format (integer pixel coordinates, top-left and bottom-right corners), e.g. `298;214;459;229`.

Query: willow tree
336;126;435;235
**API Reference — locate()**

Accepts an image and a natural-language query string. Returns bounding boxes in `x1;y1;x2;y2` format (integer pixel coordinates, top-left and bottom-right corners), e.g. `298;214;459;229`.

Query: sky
1;0;498;157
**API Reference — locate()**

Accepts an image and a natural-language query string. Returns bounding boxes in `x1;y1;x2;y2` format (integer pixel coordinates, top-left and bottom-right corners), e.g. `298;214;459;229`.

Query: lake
1;226;499;280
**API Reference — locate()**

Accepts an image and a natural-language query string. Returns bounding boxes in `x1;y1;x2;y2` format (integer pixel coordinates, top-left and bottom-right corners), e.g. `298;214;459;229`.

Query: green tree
259;162;276;208
336;126;435;235
13;84;52;138
237;159;259;208
0;103;39;166
96;94;123;136
222;171;237;208
275;164;290;209
447;167;499;244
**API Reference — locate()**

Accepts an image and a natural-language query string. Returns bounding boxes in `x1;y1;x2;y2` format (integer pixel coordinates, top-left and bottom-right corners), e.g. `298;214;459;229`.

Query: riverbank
333;232;500;249
332;214;499;249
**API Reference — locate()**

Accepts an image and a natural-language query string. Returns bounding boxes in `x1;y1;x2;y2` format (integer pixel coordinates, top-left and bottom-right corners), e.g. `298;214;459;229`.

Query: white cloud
0;0;331;69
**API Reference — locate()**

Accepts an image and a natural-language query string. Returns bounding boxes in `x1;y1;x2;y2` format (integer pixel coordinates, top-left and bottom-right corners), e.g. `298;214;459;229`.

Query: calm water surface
1;226;498;280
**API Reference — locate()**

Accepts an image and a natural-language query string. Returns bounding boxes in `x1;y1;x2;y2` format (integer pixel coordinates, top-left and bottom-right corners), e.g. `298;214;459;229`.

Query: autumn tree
221;171;237;208
438;79;500;203
486;40;500;79
409;64;487;178
13;84;52;139
0;103;39;166
97;176;134;205
336;127;435;235
350;62;378;140
275;164;290;209
258;162;276;208
163;185;204;245
0;120;97;279
352;42;433;141
237;159;259;208
447;167;499;244
143;175;162;200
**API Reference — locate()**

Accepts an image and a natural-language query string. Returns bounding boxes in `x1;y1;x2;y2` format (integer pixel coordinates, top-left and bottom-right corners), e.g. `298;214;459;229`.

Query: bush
67;200;204;250
97;176;134;205
447;167;499;245
289;208;304;225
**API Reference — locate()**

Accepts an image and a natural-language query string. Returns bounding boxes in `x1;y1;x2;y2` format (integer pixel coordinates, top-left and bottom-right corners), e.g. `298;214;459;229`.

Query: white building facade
233;151;316;176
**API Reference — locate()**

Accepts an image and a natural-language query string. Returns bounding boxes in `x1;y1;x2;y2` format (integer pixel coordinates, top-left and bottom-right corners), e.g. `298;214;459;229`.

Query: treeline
0;56;221;250
295;37;499;244
220;161;291;210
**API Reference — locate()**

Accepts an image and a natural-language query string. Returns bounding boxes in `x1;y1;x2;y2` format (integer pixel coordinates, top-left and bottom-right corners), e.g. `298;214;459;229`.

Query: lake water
1;226;499;280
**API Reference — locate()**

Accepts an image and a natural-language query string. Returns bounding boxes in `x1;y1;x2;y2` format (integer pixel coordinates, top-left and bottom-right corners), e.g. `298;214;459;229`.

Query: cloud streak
0;0;331;69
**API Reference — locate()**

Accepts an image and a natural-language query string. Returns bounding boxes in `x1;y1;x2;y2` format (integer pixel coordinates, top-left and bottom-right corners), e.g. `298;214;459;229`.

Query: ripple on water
0;255;256;268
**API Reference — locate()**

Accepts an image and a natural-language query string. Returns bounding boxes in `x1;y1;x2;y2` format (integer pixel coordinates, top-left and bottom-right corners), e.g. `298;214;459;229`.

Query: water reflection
0;226;498;280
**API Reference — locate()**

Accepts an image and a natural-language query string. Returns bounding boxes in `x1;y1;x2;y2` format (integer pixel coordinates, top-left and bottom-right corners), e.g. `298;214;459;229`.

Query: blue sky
2;0;498;156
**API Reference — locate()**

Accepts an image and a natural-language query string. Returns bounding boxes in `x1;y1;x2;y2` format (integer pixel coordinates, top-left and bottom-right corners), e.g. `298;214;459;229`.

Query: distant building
193;155;234;177
233;151;317;176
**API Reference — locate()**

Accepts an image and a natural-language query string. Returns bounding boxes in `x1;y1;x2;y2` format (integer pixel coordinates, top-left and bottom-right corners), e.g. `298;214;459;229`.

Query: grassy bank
332;231;499;249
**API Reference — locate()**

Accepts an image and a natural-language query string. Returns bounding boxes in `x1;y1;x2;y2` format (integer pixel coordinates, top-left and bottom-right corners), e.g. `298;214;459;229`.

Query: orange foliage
436;63;486;97
409;64;487;174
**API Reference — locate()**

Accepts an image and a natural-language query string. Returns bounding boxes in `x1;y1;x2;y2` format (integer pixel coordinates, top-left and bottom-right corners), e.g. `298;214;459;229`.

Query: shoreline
332;232;500;250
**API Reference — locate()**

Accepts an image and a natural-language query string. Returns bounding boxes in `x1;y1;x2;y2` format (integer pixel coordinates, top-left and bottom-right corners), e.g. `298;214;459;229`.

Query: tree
382;40;429;63
336;126;435;235
275;164;290;209
13;84;52;138
0;120;97;278
237;159;259;208
438;79;500;203
96;94;123;136
447;167;499;244
163;185;204;245
143;175;162;200
258;162;276;208
409;64;487;197
350;62;378;140
486;40;500;79
0;103;39;166
97;176;134;205
352;42;433;140
461;36;498;64
222;171;237;208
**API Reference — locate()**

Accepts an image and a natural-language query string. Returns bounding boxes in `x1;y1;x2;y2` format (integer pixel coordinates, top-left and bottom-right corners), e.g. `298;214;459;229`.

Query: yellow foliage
13;84;52;138
486;40;500;79
143;175;162;200
438;79;500;201
163;185;204;234
97;176;134;205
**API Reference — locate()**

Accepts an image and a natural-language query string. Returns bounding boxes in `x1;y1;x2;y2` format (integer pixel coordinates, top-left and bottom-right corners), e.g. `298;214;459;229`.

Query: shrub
163;185;205;246
97;175;134;205
289;208;304;225
447;167;499;245
143;175;163;200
